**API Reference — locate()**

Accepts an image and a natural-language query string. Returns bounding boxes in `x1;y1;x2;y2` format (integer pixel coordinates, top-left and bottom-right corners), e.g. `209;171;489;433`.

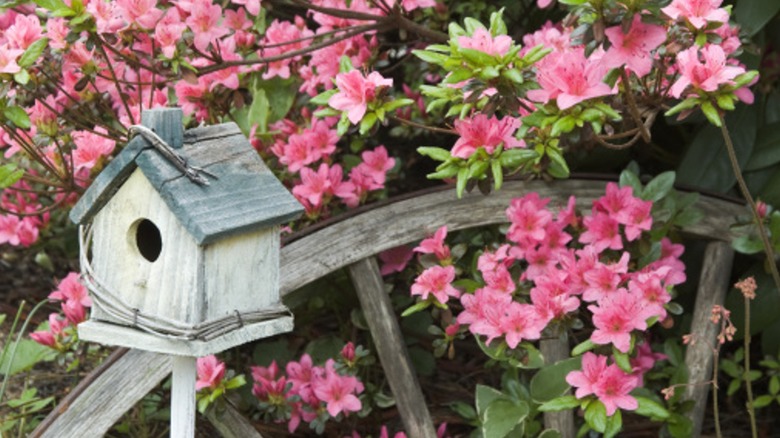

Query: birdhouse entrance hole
131;218;162;262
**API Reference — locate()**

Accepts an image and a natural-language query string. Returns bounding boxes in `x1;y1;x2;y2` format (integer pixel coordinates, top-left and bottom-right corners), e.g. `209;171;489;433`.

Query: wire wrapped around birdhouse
78;225;291;341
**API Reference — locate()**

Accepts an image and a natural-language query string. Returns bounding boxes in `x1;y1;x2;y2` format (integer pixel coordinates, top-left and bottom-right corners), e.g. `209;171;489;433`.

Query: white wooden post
171;356;197;438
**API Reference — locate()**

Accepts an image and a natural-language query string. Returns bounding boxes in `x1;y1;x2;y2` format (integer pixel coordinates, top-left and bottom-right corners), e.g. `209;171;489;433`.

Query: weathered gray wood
78;317;293;357
205;400;265;438
280;179;746;296
142;108;184;149
683;241;734;438
172;356;197;438
540;332;574;438
33;349;172;438
348;257;437;438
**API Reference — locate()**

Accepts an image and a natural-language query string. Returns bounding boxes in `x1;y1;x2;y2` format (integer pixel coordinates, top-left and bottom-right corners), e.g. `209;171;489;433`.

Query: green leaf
456;166;468;198
401;300;432;317
700;100;722;127
3;106;31;129
612;347;632;373
0;163;24;189
735;0;780;36
770;375;779;395
32;0;70;13
664;97;700;117
303;335;345;364
619;168;642;193
634;396;670;420
500;149;538;168
0;339;56;376
572;339;596;356
530;357;582;402
753;394;774;409
427;164;461;179
339;55;354;73
481;399;528;438
604;409;622;438
584;400;607;433
418;146;452;162
476;384;506;415
310;89;338;106
359;112;377;135
14;69;29;85
247;88;269;133
546;148;570;179
18;37;48;68
538;395;581;412
491;159;503;190
551;116;576;137
459;48;496;66
468;160;489;179
641;171;676;202
413;49;450;65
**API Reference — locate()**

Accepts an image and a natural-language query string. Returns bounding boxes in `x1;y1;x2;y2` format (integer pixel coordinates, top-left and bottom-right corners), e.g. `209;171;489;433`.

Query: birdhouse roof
70;122;303;245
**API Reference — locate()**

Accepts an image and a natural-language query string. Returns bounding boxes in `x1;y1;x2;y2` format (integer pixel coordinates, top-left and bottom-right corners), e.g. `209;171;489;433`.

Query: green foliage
529;357;582;402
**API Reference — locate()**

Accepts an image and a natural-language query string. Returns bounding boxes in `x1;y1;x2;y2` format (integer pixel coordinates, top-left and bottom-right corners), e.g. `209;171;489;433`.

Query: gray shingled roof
70;123;303;245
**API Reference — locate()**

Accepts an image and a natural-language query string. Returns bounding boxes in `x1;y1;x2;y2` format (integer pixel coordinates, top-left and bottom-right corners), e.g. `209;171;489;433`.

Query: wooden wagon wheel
32;178;746;438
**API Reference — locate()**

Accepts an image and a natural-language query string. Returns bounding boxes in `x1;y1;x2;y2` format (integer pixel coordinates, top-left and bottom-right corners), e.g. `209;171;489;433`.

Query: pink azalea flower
329;70;393;124
593;364;639;415
451;114;524;159
186;0;229;52
628;269;672;320
0;44;23;74
45;18;69;50
648;238;687;285
378;245;414;276
292;163;356;208
411;265;460;304
154;9;187;59
30;313;69;348
615;197;653;241
72;128;116;171
49;272;92;308
0;215;22;246
506;193;553;247
528;47;615;110
588;289;650;353
566;352;609;398
458;27;513;57
116;0;164;29
355;146;395;186
661;0;729;30
499;301;546;348
259;17;313;79
579;212;623;253
312;361;362;417
414;226;451;261
582;252;630;302
603;15;667;78
6;14;42;50
62;299;87;325
670;45;746;98
196;355;226;390
232;0;262;16
458;287;511;344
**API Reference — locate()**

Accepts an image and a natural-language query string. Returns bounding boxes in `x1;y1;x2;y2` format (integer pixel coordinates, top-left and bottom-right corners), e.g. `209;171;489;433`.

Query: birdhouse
70;108;303;357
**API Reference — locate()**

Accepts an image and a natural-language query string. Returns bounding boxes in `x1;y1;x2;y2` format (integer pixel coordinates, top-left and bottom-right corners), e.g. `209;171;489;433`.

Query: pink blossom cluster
407;183;683;415
0;180;47;247
267;114;395;218
30;272;92;348
566;352;639;416
251;343;365;433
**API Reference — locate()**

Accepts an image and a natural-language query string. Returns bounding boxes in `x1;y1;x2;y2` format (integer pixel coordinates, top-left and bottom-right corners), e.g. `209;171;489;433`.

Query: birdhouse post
70;108;303;437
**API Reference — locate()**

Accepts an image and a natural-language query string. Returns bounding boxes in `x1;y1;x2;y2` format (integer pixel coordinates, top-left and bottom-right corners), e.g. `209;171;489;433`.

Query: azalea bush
1;0;780;435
